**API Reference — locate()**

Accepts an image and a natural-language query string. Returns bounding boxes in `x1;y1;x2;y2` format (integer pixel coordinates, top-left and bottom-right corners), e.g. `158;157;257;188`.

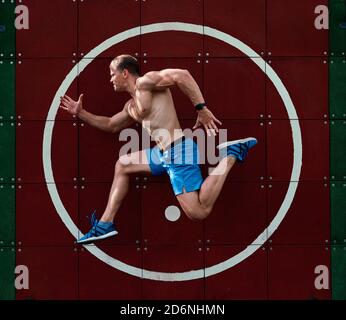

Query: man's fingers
207;123;217;136
60;96;70;105
59;105;68;111
60;98;68;106
204;125;211;136
60;100;70;109
213;117;222;125
207;122;216;136
210;121;219;133
64;94;73;102
205;124;216;137
193;121;201;129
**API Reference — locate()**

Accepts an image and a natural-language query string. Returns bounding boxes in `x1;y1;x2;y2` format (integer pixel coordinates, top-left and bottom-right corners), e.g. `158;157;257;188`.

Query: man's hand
193;107;222;136
59;94;84;115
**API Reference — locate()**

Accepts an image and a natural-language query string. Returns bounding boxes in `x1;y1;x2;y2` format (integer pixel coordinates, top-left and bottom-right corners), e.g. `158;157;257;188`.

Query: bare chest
127;89;172;123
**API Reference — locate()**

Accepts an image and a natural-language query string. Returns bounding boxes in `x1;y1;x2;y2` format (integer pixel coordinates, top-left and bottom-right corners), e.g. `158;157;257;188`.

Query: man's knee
184;206;211;221
115;155;132;174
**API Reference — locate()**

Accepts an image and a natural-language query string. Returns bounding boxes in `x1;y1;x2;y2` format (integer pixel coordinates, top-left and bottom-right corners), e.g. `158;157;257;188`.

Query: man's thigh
118;149;152;174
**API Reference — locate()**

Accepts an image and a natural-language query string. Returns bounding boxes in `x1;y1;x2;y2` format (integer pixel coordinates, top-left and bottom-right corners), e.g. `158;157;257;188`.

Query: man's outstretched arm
137;69;222;136
60;94;134;133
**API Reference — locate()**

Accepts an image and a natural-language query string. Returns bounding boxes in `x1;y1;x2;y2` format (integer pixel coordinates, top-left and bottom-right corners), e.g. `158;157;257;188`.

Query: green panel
0;122;15;183
330;58;346;119
331;182;346;244
0;247;15;300
332;246;346;300
0;0;15;57
330;0;346;56
0;184;15;246
0;60;15;120
330;120;346;180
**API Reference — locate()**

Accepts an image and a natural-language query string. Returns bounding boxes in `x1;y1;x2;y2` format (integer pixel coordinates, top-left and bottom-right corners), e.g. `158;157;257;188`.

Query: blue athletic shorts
145;137;204;196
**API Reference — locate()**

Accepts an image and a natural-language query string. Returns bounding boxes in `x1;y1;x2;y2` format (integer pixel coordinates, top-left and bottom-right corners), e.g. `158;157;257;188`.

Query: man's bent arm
174;70;205;106
138;69;205;106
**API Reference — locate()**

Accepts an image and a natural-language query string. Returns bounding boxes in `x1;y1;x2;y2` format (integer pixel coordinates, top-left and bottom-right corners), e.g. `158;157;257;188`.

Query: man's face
109;61;127;92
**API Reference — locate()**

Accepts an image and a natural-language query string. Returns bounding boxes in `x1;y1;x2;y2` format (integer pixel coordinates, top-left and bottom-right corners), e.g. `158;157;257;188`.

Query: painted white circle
165;205;181;222
43;22;302;282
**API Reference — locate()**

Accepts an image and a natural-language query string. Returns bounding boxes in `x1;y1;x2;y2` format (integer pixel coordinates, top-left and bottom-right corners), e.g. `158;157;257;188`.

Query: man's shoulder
122;99;134;112
136;70;164;91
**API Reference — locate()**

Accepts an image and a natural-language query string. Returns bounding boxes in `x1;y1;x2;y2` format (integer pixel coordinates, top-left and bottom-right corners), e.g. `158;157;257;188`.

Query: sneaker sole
77;230;118;244
217;137;258;150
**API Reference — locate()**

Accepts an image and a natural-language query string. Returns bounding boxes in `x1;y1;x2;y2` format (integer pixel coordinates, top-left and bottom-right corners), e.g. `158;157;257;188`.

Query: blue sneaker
77;211;118;244
217;137;257;163
340;22;346;29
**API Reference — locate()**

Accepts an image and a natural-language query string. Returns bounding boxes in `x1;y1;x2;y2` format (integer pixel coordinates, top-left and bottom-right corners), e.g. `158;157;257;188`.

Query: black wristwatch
195;102;207;111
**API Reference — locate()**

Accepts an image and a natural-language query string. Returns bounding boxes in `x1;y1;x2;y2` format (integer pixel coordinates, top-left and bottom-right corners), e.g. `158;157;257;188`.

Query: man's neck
126;76;139;97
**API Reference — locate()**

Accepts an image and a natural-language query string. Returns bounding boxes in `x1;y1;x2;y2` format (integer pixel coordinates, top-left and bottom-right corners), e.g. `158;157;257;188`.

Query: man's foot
217;137;258;163
77;211;118;244
340;22;346;29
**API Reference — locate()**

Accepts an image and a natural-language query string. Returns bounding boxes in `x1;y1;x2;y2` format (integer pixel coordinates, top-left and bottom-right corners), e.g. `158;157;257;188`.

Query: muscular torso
126;87;184;150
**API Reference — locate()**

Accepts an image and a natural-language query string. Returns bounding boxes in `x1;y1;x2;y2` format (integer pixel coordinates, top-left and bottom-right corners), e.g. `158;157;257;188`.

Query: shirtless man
59;54;257;244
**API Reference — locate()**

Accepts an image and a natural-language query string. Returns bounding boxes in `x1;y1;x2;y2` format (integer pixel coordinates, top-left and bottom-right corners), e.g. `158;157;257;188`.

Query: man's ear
122;69;129;78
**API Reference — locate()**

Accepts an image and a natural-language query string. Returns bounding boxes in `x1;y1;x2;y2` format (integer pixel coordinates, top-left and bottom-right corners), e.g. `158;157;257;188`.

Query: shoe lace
240;143;248;154
85;210;98;235
90;210;98;227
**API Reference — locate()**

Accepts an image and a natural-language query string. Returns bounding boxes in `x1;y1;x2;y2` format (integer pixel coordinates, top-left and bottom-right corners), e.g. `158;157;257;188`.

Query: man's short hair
112;54;140;76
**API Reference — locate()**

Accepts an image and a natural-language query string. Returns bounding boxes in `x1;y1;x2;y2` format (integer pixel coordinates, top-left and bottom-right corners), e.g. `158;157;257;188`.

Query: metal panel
266;58;328;120
267;0;328;57
141;0;203;57
205;181;267;245
0;121;15;183
330;120;346;180
205;245;267;299
142;245;204;299
16;246;78;300
332;245;346;300
16;59;78;121
268;245;331;300
0;60;15;120
330;0;346;56
0;184;15;246
0;0;15;58
331;182;346;244
50;121;79;183
204;58;265;119
16;183;78;246
267;120;329;181
78;0;140;58
78;245;142;299
330;58;346;119
267;181;330;245
0;247;15;300
16;121;78;183
204;0;266;57
16;0;77;58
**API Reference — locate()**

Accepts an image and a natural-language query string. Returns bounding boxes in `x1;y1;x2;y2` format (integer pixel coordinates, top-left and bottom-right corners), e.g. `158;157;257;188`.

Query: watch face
195;103;206;110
